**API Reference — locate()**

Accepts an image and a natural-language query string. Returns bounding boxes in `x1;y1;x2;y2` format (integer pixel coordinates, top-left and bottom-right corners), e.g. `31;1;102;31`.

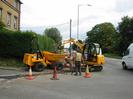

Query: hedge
0;30;36;59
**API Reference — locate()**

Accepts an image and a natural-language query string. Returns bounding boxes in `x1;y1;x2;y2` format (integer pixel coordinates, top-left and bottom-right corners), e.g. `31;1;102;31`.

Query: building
0;0;22;31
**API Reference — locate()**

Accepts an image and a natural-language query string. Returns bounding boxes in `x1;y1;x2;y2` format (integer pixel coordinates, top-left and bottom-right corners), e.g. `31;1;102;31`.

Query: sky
20;0;133;40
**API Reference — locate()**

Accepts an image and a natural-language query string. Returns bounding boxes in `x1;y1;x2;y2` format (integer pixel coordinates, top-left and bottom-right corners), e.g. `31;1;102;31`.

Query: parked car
122;43;133;69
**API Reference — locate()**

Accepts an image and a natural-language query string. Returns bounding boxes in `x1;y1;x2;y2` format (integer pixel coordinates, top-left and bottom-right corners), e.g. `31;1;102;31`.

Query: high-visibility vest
76;52;82;61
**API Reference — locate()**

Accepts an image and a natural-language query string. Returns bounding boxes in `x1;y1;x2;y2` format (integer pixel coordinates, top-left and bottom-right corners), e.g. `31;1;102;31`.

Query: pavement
0;66;53;80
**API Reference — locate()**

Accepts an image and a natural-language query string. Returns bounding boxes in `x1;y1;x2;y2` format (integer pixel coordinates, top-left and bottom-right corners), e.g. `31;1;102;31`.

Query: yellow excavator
63;38;105;71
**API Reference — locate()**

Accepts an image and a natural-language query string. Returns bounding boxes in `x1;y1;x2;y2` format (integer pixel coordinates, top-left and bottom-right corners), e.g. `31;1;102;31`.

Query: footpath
0;66;52;80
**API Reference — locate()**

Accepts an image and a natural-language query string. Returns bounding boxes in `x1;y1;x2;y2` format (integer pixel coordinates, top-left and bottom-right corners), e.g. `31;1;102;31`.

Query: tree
37;34;56;52
44;28;62;43
44;28;62;50
87;22;117;53
117;16;133;54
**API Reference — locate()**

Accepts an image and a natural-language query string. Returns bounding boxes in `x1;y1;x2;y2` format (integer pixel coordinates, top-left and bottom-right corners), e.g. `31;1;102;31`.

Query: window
14;0;18;8
0;8;2;20
7;12;11;27
124;49;129;56
4;0;8;2
14;16;17;29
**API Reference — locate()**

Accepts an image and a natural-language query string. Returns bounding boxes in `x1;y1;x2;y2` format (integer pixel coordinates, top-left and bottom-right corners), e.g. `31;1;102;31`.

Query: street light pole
77;4;91;40
77;5;80;40
70;19;72;56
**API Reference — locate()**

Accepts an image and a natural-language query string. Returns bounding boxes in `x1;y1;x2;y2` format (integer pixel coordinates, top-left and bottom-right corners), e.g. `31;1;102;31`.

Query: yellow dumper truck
23;51;65;72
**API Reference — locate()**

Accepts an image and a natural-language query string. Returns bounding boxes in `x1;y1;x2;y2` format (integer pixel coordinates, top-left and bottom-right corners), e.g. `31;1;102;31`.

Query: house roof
17;0;23;4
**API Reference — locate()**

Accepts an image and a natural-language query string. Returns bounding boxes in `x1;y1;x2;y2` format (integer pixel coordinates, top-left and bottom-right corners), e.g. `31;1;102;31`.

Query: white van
122;43;133;69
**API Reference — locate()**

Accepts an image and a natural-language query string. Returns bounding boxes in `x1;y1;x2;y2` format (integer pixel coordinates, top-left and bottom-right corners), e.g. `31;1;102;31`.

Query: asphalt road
0;57;133;99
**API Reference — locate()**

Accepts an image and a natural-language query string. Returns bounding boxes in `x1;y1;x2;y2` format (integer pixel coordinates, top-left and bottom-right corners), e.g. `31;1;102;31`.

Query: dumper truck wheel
33;62;45;72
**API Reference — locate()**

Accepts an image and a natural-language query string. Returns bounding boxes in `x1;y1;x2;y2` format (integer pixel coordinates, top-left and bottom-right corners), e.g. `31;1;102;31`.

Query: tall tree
87;22;117;53
44;28;62;50
44;28;62;44
117;16;133;54
37;34;56;51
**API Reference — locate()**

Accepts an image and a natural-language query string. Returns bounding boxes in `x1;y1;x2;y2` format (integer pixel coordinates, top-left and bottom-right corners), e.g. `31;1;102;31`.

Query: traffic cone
26;67;35;80
61;69;65;74
51;66;59;80
84;65;92;78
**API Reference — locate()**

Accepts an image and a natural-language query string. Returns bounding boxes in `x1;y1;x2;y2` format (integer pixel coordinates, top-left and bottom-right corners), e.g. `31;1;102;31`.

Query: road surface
0;57;133;99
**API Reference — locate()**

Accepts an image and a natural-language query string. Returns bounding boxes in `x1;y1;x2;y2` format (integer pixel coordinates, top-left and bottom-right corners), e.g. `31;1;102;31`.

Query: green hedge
0;29;57;59
0;30;36;59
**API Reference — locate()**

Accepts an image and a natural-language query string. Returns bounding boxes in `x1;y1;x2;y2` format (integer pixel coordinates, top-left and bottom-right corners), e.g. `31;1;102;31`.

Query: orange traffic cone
51;66;59;80
84;65;92;78
26;67;35;80
61;69;65;74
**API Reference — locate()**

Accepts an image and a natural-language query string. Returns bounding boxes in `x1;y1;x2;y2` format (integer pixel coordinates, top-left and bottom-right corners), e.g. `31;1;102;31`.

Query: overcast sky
20;0;133;40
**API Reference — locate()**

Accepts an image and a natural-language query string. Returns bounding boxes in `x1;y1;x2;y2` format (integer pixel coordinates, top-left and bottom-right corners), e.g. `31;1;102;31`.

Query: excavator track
89;66;103;72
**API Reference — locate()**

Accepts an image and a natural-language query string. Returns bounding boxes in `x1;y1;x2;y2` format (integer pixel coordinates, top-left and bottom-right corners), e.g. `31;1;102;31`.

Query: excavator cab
84;43;96;61
83;43;105;71
83;43;101;61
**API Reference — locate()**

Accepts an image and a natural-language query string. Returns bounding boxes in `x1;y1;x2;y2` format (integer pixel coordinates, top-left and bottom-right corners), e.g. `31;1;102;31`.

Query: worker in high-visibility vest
74;49;82;76
70;51;76;75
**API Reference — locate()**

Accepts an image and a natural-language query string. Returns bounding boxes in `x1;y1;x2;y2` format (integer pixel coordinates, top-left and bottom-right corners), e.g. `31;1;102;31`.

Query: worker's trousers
75;61;81;75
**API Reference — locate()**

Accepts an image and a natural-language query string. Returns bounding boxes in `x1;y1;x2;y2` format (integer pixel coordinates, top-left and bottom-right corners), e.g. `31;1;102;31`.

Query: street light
77;4;91;40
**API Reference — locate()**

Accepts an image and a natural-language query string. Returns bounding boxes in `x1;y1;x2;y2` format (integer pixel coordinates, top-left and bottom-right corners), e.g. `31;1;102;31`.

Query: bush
0;30;36;59
0;28;57;60
0;21;6;30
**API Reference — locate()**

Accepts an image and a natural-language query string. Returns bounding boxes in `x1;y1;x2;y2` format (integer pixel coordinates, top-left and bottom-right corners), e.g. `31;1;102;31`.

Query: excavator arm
63;38;84;52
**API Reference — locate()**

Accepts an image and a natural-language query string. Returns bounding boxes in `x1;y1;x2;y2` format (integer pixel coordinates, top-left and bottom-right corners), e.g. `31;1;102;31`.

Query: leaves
37;34;56;51
44;27;62;49
0;31;36;58
0;21;5;30
87;22;117;53
117;16;133;54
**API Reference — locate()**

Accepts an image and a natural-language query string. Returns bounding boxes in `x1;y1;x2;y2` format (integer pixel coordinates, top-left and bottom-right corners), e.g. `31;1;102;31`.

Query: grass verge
104;53;122;59
0;57;25;69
